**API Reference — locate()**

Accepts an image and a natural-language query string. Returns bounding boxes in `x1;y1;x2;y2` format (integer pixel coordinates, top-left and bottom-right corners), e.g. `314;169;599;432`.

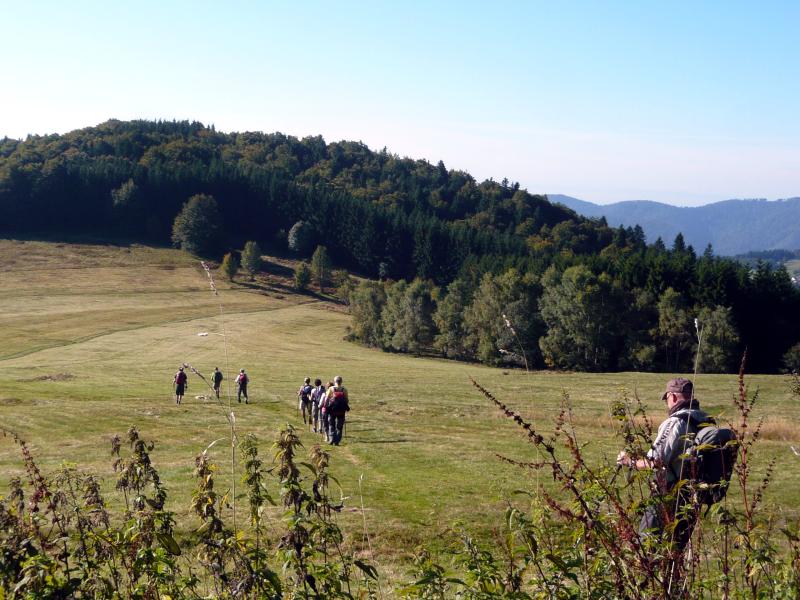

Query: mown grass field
1;239;798;586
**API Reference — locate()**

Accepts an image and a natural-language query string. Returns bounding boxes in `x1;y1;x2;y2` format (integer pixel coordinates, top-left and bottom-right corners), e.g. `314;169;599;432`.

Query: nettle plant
0;425;379;599
402;361;799;599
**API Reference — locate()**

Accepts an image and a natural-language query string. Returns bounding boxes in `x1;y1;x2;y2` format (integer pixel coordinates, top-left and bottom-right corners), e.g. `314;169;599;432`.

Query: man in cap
616;378;710;551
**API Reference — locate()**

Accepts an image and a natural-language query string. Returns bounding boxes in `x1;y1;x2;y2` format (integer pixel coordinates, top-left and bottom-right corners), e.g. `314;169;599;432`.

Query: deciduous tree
221;252;239;281
695;305;739;373
538;265;625;371
171;194;223;256
348;280;386;346
288;221;314;255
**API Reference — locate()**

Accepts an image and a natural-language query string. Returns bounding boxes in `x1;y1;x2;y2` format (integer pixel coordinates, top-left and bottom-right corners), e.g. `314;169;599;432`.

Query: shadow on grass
233;277;340;303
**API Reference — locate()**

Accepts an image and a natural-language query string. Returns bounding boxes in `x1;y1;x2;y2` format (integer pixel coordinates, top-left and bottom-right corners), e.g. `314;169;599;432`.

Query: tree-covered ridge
0;119;604;283
1;119;799;372
0;118;577;233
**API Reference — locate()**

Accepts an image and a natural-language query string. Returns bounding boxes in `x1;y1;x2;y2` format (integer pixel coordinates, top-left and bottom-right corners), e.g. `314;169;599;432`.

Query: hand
616;451;629;467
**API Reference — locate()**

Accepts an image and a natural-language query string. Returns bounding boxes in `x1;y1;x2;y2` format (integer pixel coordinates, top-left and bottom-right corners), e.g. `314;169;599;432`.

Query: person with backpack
297;377;314;425
173;366;188;405
310;378;326;433
235;369;249;404
325;375;349;446
212;367;223;399
319;380;334;442
616;378;735;552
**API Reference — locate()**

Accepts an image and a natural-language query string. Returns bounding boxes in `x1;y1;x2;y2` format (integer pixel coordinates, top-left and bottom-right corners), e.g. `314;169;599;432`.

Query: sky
2;1;798;205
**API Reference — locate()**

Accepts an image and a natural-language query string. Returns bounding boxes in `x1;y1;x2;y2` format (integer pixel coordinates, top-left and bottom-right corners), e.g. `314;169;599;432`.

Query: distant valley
549;194;800;256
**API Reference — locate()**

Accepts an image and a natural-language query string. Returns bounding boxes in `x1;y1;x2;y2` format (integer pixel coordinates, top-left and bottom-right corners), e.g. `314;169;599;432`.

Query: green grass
1;238;799;585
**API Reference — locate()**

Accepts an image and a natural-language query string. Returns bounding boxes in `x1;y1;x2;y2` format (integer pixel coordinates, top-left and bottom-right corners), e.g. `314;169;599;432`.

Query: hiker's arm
616;451;654;470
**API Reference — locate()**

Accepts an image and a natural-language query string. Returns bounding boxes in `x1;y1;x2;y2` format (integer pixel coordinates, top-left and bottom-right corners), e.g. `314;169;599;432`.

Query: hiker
616;378;710;552
212;367;223;399
319;380;334;442
310;378;326;433
173;366;188;405
325;375;349;446
297;377;313;425
236;369;249;404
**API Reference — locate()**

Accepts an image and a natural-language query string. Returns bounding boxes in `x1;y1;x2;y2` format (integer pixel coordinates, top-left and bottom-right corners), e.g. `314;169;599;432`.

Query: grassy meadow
1;238;799;585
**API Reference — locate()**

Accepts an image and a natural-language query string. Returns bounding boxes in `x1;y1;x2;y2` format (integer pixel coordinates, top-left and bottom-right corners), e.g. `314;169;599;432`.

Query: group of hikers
172;367;350;446
172;366;250;405
296;376;350;445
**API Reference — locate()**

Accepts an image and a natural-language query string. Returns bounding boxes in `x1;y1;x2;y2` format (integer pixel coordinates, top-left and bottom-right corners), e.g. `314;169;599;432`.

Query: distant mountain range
548;195;800;256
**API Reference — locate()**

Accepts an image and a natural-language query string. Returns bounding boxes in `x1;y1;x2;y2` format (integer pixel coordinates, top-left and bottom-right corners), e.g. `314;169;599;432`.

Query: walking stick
608;463;623;488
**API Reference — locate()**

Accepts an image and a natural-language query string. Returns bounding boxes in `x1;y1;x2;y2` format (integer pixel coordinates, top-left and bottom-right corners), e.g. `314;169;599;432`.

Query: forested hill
0;119;597;283
1;119;799;373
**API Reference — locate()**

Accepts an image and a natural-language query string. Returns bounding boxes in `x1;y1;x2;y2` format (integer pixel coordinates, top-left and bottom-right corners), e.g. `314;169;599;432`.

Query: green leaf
354;559;379;580
156;532;182;556
546;553;579;583
263;568;283;593
299;461;317;475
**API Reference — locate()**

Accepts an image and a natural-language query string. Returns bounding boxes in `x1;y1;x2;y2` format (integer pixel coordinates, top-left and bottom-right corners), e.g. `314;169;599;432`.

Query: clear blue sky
2;1;798;205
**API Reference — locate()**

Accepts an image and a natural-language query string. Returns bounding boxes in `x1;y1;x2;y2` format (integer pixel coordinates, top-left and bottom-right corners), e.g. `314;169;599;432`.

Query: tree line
347;241;800;373
1;119;799;371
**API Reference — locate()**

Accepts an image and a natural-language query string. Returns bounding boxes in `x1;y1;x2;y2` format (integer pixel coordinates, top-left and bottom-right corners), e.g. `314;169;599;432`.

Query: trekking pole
607;463;623;488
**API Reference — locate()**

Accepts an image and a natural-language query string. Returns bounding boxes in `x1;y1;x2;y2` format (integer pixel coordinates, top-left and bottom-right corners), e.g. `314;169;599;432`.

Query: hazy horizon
3;2;798;206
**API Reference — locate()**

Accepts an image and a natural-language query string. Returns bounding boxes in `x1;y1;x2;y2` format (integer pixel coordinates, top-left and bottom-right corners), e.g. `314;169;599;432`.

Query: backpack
300;385;312;402
238;374;248;386
684;416;738;505
328;388;348;415
311;386;324;405
176;371;187;385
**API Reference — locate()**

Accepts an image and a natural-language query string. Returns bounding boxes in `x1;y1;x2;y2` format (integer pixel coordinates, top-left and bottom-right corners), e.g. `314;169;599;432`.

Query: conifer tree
310;245;331;292
241;241;262;280
294;262;311;291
